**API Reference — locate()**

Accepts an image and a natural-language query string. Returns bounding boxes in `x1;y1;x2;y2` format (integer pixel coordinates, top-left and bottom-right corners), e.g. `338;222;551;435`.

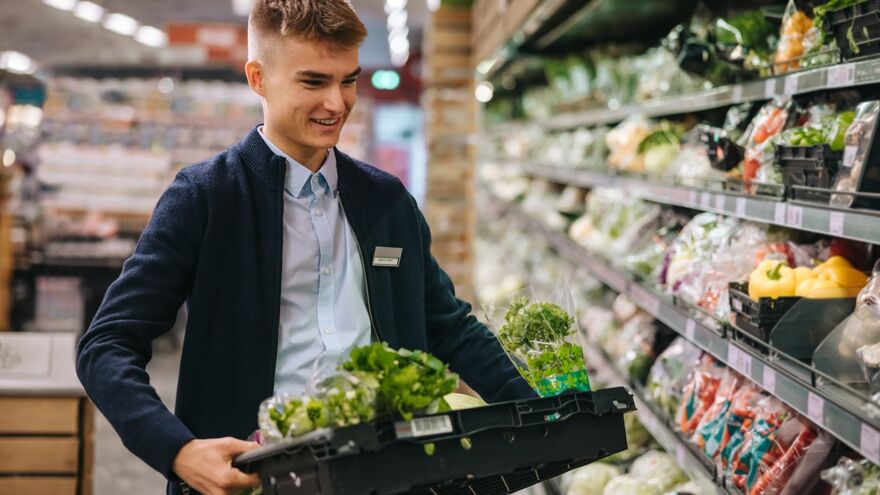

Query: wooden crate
0;397;94;495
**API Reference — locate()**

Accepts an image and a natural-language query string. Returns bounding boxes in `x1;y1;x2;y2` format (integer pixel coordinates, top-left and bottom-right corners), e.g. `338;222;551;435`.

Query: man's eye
343;79;357;86
302;80;322;86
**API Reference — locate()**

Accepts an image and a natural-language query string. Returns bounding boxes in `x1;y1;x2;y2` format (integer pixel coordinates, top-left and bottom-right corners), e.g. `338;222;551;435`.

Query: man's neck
263;126;327;173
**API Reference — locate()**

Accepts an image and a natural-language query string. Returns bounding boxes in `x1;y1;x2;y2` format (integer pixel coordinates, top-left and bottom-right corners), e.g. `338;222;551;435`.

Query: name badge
373;247;402;268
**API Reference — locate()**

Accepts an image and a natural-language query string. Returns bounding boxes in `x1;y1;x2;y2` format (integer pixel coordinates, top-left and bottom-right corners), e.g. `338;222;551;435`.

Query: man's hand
172;437;261;495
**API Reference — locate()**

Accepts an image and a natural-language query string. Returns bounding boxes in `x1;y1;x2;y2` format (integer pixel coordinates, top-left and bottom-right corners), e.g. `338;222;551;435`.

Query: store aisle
93;333;181;495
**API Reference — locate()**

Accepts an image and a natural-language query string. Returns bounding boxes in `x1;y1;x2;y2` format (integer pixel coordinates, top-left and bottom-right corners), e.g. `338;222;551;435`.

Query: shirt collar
257;125;337;198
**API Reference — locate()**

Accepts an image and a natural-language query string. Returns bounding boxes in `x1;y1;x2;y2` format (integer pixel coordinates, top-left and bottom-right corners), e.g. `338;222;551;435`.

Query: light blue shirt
258;127;372;396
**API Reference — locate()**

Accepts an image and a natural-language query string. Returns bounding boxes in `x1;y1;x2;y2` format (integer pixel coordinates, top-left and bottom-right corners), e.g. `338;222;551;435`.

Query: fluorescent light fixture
73;1;104;22
387;10;407;29
42;0;77;11
0;51;35;74
475;81;494;103
426;0;440;11
389;36;409;55
136;25;167;47
385;0;407;10
231;0;253;16
390;51;409;67
104;12;139;36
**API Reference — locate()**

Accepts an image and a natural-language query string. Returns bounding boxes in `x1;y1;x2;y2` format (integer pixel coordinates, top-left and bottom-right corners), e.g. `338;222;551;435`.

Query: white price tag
736;197;747;217
762;366;776;394
740;352;753;378
396;415;454;438
861;424;880;465
807;392;825;426
765;79;777;98
787;205;803;228
685;319;696;341
828;63;856;87
732;85;744;101
728;343;740;370
701;192;712;209
843;145;858;168
774;202;787;224
784;75;799;95
688;190;698;206
829;212;845;236
715;194;726;212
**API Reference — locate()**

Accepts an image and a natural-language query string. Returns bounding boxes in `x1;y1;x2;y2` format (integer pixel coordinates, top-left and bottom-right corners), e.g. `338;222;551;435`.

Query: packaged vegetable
485;285;591;397
821;457;880;494
563;462;622;495
832;101;880;208
678;355;726;436
723;396;791;493
629;450;689;493
740;98;798;193
602;475;661;495
774;2;814;74
690;369;743;455
647;337;703;418
745;415;818;495
605;412;654;464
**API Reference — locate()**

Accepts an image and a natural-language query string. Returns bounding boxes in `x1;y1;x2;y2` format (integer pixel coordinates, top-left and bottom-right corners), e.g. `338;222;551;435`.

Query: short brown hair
248;0;367;58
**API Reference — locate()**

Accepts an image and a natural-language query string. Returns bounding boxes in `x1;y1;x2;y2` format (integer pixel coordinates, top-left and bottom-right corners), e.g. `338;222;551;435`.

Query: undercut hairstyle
248;0;368;60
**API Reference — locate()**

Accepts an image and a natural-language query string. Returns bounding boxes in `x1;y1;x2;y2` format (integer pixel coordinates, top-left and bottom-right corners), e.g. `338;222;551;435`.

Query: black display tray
233;387;635;495
777;144;841;204
826;0;880;60
728;282;801;342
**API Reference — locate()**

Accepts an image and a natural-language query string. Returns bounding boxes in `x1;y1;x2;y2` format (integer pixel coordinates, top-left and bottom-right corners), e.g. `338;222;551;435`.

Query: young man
76;1;534;494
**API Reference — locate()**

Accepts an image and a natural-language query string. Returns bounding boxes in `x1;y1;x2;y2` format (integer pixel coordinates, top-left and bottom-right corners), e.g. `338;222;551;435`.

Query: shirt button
322;266;331;276
323;327;333;334
314;208;323;217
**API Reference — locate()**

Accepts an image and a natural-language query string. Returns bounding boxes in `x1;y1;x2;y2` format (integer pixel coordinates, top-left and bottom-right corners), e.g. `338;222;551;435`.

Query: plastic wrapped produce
563;463;622;495
484;285;591;396
646;337;702;418
607;115;653;172
678;355;726;436
722;396;792;493
832;101;880;208
602;475;661;495
629;450;689;493
774;1;814;74
740;98;798;193
690;369;743;453
605;412;654;463
821;458;880;494
695;381;761;461
664;481;706;495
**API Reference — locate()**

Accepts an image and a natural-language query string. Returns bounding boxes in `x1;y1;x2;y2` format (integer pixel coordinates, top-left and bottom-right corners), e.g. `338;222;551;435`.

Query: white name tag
373;247;402;267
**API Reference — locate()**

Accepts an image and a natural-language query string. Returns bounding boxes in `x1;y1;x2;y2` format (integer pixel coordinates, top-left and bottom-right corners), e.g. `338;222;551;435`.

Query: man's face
248;36;360;159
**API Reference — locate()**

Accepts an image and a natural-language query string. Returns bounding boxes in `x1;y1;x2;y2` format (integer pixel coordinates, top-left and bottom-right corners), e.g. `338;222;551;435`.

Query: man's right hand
172;437;261;495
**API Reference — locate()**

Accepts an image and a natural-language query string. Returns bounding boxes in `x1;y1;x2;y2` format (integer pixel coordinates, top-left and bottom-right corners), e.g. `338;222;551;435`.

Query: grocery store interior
7;0;880;493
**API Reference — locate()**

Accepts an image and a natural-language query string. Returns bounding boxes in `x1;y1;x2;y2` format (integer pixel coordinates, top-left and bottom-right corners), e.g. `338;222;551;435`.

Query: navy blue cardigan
76;127;534;485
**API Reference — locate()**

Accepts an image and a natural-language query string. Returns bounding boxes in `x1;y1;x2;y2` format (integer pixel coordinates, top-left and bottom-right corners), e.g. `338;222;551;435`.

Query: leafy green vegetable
637;128;681;155
715;11;775;53
813;0;863;47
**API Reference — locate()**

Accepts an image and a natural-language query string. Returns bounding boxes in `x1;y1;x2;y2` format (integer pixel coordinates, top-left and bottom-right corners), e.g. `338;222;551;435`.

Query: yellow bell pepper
793;266;816;288
749;260;797;300
818;266;869;289
805;279;862;299
813;256;854;276
796;277;817;297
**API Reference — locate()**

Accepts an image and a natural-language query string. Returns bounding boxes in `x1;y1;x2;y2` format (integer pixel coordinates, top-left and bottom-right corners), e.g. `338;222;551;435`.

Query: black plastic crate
776;144;841;203
233;387;635;495
826;0;880;60
728;282;802;342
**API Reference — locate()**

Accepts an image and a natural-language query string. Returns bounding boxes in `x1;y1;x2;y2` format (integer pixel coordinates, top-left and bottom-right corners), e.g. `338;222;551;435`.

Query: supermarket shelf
506;161;880;246
495;195;880;466
543;58;880;130
582;344;726;495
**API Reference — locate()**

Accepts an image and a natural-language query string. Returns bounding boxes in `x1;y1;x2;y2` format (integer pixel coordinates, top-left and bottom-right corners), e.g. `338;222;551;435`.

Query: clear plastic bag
677;355;726;436
821;458;880;494
831;101;880;208
774;1;813;75
483;284;591;397
646;337;703;419
690;369;744;453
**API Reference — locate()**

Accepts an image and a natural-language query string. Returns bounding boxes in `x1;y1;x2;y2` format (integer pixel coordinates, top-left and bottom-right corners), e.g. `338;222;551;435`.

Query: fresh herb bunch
266;343;460;439
344;344;460;420
498;297;576;354
521;342;586;387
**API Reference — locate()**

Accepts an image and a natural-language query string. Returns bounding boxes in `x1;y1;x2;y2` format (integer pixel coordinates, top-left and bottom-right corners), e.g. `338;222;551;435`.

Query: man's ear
245;59;267;97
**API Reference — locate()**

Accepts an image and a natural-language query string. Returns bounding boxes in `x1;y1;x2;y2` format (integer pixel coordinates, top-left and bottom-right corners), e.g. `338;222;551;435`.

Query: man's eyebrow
295;67;362;80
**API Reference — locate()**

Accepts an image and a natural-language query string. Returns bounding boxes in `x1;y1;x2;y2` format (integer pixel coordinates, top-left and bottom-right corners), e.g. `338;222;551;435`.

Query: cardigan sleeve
76;171;205;479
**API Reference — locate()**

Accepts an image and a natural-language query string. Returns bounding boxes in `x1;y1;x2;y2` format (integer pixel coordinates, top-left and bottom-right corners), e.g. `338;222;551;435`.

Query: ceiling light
387;10;407;29
3;149;15;167
73;1;104;22
389;37;409;55
475;81;494;103
136;26;167;47
371;70;400;90
0;51;35;74
231;0;253;16
42;0;77;11
385;0;407;10
390;51;409;67
426;0;440;11
388;26;409;41
104;13;139;36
